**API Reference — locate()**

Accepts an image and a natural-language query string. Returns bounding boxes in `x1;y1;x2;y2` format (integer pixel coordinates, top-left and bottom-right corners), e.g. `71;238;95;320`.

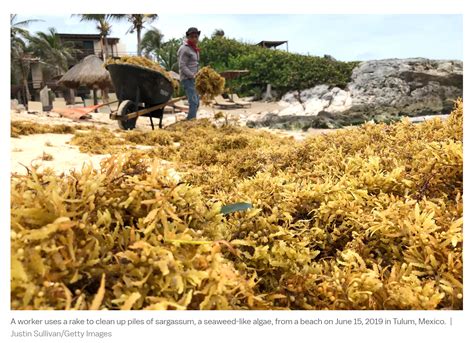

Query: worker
178;27;201;120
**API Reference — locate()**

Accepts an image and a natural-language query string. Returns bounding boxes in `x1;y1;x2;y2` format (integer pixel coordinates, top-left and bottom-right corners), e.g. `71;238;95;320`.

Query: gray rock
246;113;340;130
281;85;330;103
280;91;298;103
16;104;26;112
348;58;462;116
300;85;330;102
278;103;305;116
273;58;462;128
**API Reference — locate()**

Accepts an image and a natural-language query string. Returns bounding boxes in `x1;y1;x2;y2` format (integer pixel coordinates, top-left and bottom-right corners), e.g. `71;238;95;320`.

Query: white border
1;2;471;343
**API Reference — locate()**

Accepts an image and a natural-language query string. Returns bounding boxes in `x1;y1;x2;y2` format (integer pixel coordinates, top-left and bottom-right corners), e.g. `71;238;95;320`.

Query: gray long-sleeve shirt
177;42;200;81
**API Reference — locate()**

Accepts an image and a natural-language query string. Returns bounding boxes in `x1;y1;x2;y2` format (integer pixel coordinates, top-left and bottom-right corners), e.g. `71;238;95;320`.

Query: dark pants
181;78;200;120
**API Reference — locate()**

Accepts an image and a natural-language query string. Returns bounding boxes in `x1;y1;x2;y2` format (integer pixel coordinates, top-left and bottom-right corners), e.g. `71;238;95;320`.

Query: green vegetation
10;14;41;103
139;34;359;99
28;27;77;76
11;13;357;104
200;37;359;98
74;14;114;59
109;14;158;57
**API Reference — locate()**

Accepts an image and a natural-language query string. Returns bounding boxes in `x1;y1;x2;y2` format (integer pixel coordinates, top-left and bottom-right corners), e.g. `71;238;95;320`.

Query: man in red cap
178;27;201;120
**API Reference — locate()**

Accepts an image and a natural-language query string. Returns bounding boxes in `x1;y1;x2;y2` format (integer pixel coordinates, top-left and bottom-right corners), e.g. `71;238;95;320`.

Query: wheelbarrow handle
110;96;187;121
96;100;119;108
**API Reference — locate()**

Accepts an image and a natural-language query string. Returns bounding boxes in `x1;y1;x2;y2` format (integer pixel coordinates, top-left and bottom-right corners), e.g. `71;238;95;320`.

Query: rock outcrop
248;58;463;129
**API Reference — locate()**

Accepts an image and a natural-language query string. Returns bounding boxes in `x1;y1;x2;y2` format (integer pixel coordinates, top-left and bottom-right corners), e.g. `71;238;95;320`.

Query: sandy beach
10;103;449;176
10;101;286;175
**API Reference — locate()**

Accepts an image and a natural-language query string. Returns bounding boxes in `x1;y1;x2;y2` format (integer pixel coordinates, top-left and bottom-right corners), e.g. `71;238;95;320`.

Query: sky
15;14;463;61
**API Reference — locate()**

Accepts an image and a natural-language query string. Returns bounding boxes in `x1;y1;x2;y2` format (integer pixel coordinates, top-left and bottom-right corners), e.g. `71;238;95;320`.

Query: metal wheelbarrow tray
106;63;182;130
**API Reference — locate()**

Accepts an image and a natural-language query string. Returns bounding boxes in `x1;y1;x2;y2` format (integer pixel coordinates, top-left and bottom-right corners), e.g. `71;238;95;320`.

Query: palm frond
11;14;43;27
28;27;79;73
74;14;106;22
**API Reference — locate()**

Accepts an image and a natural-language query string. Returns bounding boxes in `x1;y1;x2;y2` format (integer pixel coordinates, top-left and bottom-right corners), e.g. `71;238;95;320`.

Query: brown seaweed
10;100;463;310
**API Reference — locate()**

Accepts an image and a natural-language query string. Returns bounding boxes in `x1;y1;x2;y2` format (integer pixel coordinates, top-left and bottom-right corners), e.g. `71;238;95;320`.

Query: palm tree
11;14;41;103
11;14;37;45
96;18;112;59
74;14;112;59
29;28;77;77
111;14;158;56
158;39;181;72
141;27;164;61
11;15;28;84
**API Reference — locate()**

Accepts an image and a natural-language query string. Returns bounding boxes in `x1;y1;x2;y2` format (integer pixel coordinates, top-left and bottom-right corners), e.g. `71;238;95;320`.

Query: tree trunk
137;27;142;56
102;87;109;103
17;90;23;106
69;89;75;105
104;35;109;59
20;60;31;104
22;77;30;105
99;36;105;60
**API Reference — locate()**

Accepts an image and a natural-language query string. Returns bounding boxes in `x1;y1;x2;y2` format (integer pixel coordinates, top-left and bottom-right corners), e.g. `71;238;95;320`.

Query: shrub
200;37;358;98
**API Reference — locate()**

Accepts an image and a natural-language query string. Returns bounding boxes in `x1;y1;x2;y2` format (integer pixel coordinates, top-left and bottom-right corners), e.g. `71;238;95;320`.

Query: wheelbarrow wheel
117;100;138;130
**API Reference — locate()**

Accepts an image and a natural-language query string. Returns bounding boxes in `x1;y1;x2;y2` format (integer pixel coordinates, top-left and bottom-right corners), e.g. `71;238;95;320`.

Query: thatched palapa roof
59;55;112;89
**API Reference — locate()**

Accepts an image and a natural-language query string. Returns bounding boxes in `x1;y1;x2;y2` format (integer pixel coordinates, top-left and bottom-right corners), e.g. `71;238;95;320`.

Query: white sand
9;102;280;177
11;133;109;175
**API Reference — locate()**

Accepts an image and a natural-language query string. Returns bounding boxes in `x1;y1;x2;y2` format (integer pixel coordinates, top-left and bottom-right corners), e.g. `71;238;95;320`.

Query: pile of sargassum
11;101;463;310
195;66;225;104
105;56;179;90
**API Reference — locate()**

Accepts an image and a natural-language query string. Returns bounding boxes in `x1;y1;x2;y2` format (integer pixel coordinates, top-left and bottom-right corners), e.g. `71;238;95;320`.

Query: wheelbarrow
106;63;184;130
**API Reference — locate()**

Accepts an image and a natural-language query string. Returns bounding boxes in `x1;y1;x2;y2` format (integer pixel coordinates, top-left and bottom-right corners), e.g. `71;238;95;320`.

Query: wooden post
102;87;109;103
69;89;75;105
93;88;99;113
